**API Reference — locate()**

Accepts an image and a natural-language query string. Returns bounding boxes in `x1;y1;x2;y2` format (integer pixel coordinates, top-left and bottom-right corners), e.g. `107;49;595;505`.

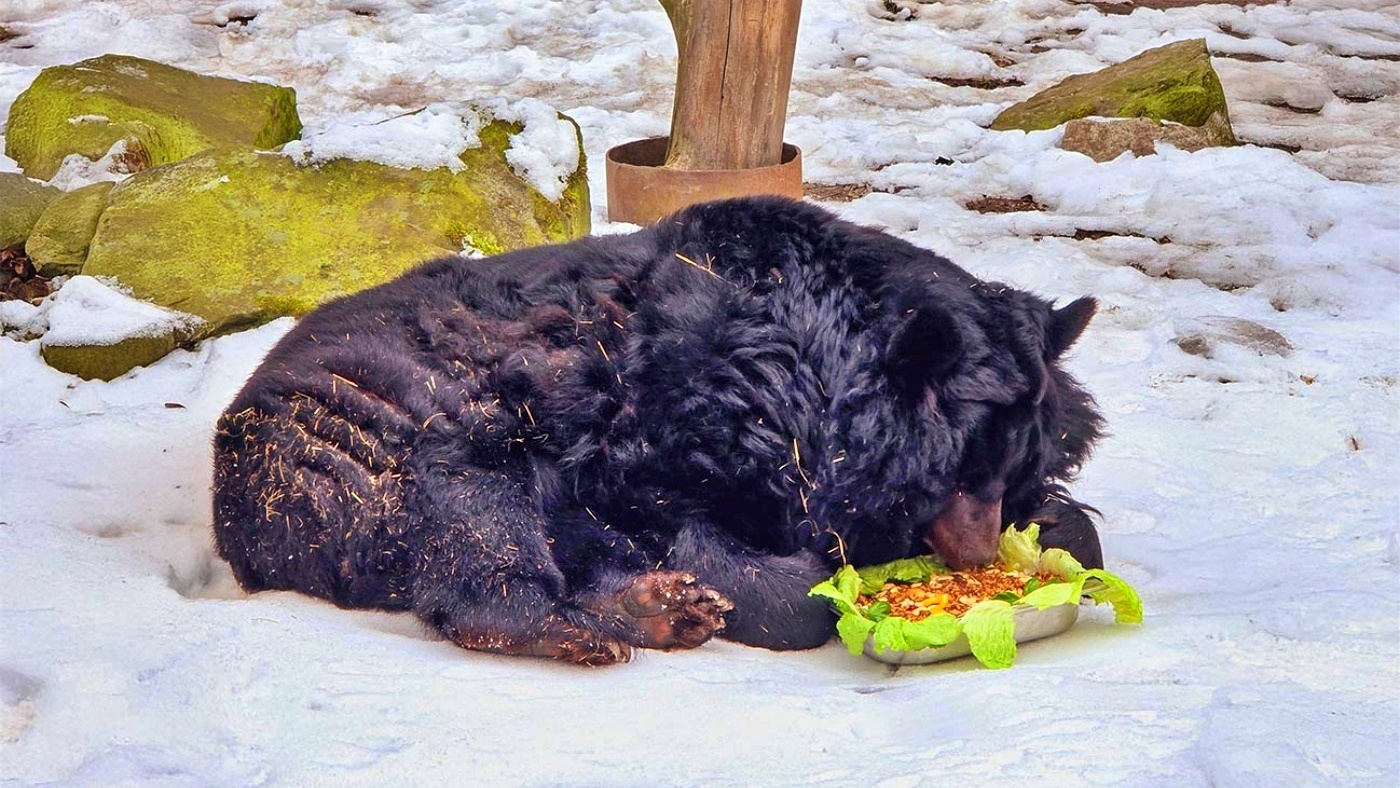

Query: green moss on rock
26;181;115;276
83;136;590;336
4;54;303;181
40;332;185;381
990;39;1236;146
0;173;61;249
463;113;591;242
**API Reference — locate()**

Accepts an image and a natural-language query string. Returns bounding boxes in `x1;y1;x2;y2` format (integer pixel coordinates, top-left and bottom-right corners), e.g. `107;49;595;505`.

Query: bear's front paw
611;571;734;650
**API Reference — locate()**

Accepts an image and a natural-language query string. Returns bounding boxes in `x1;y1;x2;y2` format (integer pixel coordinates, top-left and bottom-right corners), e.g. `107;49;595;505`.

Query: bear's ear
1048;297;1096;358
886;305;963;386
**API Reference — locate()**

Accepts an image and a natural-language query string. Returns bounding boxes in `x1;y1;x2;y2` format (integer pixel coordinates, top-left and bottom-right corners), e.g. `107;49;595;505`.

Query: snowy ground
2;0;1398;785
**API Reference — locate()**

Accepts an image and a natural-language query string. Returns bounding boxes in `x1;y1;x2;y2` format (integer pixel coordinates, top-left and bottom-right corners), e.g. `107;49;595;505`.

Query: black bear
212;196;1103;665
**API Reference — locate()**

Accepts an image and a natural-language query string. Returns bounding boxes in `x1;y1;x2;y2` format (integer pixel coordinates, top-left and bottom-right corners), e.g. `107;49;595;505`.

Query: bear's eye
955;406;1039;494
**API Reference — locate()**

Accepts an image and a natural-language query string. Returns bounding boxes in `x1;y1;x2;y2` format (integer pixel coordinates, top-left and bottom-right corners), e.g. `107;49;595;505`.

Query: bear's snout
925;490;1002;570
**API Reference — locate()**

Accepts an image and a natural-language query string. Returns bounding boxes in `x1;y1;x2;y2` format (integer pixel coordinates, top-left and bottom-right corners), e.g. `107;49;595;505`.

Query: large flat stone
991;39;1236;148
82;117;589;337
4;54;302;181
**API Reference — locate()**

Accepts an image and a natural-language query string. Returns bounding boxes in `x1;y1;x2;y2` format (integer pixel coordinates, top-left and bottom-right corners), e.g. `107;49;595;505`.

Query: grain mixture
859;565;1058;620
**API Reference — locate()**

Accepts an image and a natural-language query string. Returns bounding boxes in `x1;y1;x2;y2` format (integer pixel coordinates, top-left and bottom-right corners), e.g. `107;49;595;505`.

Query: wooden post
659;0;803;171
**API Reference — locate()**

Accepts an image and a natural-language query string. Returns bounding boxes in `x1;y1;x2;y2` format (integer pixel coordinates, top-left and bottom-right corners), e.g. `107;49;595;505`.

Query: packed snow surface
1;0;1397;785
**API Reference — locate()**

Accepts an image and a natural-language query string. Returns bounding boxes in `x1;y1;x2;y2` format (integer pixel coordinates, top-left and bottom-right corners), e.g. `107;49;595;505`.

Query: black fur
212;196;1104;663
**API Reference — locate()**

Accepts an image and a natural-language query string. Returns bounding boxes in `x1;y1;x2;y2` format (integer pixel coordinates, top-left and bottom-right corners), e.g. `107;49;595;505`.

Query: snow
1;0;1398;786
44;140;136;191
3;275;202;348
487;97;582;202
279;99;579;200
280;104;485;173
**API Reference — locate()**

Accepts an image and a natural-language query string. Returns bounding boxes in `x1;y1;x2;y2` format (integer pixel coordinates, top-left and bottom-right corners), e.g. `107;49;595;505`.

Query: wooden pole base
606;137;802;225
660;0;803;171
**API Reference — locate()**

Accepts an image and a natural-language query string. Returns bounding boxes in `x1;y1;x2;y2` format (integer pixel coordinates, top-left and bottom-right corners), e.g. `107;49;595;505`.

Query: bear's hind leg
405;457;640;664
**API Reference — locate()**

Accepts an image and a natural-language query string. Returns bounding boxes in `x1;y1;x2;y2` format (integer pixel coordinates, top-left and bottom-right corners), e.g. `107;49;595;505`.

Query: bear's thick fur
213;196;1103;664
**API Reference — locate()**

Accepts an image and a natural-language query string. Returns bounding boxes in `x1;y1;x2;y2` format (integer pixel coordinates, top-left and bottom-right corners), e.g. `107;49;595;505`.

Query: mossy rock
33;274;203;380
990;39;1236;146
0;173;61;250
459;114;591;249
40;332;185;381
83;119;590;336
4;54;303;181
26;182;115;276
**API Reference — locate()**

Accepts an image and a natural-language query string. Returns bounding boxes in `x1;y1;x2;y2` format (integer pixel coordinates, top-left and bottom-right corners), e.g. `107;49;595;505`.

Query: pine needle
676;252;723;280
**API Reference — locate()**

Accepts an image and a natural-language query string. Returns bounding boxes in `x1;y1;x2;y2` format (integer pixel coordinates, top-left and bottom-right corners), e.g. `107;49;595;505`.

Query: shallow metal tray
862;602;1080;665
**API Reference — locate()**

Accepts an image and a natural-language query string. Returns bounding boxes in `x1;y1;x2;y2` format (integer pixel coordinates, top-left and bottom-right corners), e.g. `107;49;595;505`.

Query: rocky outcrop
4;56;591;379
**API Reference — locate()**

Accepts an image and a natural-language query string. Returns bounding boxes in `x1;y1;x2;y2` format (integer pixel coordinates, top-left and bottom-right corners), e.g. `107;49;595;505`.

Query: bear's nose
925;489;1002;570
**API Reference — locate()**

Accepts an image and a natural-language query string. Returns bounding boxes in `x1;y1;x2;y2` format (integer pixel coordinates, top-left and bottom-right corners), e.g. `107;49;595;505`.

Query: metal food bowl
862;602;1081;666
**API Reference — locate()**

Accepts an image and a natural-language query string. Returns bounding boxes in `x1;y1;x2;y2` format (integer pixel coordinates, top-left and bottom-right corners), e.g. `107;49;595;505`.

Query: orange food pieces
859;564;1056;620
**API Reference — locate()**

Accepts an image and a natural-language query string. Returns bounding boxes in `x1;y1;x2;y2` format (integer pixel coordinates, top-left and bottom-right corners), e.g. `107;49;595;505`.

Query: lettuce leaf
997;523;1043;573
833;564;862;603
810;564;866;616
855;555;943;594
960;600;1017;669
1081;569;1144;624
901;612;962;651
867;613;965;654
835;611;877;655
1037;547;1086;580
1017;577;1083;610
808;580;859;617
871;616;908;653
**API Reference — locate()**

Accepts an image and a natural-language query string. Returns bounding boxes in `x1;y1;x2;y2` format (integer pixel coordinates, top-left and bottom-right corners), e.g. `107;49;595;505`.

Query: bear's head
819;283;1102;570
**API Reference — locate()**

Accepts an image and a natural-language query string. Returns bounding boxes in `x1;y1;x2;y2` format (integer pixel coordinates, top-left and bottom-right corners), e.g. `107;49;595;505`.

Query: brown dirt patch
1072;229;1172;243
930;75;1025;90
805;182;873;202
1075;0;1269;13
965;194;1046;213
